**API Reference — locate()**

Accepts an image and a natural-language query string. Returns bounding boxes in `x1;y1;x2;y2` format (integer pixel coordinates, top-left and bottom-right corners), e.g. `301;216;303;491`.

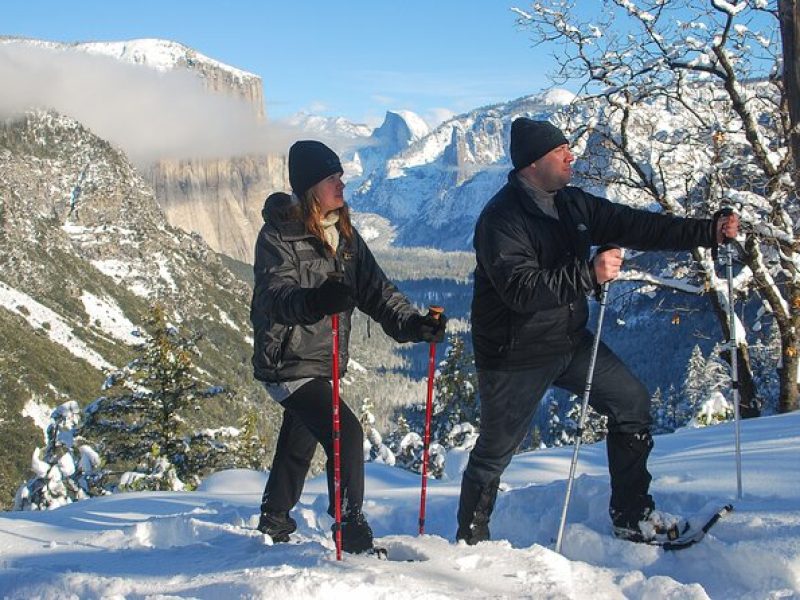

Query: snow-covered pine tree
385;335;478;478
664;384;682;431
689;391;733;428
395;414;410;438
79;304;228;492
563;396;608;444
706;343;733;397
360;397;395;466
679;345;708;426
232;409;268;471
680;344;733;428
429;334;479;448
14;400;103;510
650;387;675;434
750;324;781;414
650;387;666;433
545;398;569;448
394;431;423;473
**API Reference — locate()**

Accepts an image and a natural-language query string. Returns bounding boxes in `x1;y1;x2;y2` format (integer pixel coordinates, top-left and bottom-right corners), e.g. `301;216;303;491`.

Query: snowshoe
257;510;297;543
614;504;733;550
612;508;688;544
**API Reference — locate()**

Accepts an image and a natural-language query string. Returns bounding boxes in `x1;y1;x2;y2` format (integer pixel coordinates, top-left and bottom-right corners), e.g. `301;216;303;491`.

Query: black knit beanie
509;118;569;170
288;140;343;197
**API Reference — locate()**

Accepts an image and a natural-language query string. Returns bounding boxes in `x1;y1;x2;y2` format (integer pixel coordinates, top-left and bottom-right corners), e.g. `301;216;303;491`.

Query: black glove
409;312;447;343
306;279;356;317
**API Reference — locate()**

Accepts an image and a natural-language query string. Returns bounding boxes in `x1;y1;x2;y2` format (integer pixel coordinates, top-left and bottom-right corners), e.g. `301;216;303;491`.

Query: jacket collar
506;170;565;219
265;194;317;242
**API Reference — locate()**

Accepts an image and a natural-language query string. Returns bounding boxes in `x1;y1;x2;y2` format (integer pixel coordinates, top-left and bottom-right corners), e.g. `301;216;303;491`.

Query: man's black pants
459;331;654;530
261;378;364;518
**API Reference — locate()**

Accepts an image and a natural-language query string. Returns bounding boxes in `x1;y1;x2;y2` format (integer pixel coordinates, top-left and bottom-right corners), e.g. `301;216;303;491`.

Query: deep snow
1;412;798;599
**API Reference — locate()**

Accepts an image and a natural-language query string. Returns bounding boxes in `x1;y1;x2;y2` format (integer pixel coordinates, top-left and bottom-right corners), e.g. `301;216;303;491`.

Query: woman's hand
306;279;355;316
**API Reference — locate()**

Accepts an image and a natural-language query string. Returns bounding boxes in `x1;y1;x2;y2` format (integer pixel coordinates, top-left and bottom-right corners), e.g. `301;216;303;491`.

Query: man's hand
716;211;740;244
593;246;623;285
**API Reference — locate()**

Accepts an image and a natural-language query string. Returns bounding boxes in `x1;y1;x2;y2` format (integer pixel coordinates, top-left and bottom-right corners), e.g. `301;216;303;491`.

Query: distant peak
1;37;259;81
537;88;576;106
381;110;430;141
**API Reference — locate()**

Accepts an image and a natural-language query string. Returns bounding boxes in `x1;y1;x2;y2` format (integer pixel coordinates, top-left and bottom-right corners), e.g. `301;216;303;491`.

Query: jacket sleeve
351;231;422;343
475;207;596;314
251;226;321;326
584;190;716;251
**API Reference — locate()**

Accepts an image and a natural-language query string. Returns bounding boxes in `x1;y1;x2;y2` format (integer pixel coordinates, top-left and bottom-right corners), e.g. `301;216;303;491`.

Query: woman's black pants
261;378;364;518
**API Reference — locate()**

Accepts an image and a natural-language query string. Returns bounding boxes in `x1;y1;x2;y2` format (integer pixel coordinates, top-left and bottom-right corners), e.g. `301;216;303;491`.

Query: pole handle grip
427;305;444;320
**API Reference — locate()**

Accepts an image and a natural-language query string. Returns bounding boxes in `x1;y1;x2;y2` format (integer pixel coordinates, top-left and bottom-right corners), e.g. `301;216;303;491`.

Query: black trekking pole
720;208;743;500
555;279;612;555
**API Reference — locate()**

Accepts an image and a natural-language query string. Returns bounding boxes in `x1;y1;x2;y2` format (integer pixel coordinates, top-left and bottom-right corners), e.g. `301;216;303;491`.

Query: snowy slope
1;412;798;599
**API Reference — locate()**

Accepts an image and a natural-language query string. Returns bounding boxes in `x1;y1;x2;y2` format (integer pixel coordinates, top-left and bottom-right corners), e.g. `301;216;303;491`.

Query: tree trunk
778;349;800;413
705;275;760;416
779;0;800;194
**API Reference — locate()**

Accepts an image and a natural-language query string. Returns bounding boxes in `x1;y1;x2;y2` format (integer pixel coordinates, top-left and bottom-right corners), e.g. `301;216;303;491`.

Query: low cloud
0;41;318;165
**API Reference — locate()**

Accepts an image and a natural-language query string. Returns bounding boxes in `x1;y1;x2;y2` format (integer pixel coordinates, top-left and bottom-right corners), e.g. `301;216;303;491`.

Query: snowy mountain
0;110;276;508
1;410;797;598
348;91;576;249
0;36;286;263
0;36;264;117
287;112;373;140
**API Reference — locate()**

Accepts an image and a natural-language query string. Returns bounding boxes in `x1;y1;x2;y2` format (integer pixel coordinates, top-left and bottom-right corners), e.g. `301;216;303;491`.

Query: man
456;117;739;545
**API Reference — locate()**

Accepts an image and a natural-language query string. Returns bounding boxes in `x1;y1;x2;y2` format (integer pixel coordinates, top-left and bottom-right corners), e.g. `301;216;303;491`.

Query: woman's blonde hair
298;186;354;255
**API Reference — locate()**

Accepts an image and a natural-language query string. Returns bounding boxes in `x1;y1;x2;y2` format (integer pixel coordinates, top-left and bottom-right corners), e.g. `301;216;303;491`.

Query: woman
250;140;446;554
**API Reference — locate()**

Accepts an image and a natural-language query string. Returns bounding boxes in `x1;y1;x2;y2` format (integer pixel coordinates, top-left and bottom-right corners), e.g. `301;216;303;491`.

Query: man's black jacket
471;173;717;371
251;197;420;383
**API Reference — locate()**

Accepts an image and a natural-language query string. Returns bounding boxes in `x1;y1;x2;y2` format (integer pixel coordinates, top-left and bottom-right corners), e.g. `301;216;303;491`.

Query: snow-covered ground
1;412;798;599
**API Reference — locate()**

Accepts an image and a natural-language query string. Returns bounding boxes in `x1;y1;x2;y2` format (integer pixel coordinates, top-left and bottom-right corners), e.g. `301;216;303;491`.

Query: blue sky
3;0;560;127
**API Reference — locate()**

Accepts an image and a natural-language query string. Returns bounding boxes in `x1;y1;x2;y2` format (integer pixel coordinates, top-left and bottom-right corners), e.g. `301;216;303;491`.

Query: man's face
524;144;575;191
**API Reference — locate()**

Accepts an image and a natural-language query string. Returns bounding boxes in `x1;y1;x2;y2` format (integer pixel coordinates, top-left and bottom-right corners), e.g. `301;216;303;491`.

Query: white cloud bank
0;40;303;165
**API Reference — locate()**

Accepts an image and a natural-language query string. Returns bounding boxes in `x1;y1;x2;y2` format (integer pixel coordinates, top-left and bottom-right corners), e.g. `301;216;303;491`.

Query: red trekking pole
419;305;444;535
329;273;344;560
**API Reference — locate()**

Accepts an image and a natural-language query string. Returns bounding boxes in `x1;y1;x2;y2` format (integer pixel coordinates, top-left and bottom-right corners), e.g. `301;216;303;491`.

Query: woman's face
313;172;345;215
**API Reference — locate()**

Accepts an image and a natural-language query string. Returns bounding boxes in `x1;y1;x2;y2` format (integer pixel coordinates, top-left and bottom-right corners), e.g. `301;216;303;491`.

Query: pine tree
396;414;410;438
563;396;608;444
706;343;732;397
429;335;479;446
679;345;708;426
386;335;480;479
232;409;268;471
80;304;228;491
750;324;781;414
14;400;103;510
650;387;676;434
545;398;568;448
680;344;733;428
689;391;733;428
664;384;681;432
360;397;395;466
